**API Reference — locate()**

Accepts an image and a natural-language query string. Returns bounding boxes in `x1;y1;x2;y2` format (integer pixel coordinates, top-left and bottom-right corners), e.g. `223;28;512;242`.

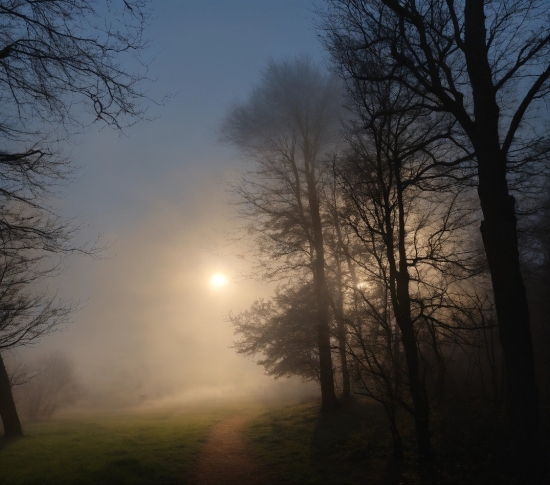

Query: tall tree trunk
306;155;337;411
464;0;539;465
313;266;338;411
427;322;446;400
477;169;539;460
334;255;351;400
389;405;404;459
332;204;354;400
336;310;351;401
394;277;431;459
0;353;23;438
386;163;431;458
336;274;351;400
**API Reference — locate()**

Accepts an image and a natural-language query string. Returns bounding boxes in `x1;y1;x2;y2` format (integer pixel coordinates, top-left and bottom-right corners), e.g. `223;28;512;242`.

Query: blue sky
67;0;325;229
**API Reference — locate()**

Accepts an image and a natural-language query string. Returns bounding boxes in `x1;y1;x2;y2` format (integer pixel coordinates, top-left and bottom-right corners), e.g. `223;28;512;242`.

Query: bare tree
0;0;151;437
0;232;76;434
345;271;409;458
0;0;149;134
221;57;344;410
321;0;549;465
334;71;480;456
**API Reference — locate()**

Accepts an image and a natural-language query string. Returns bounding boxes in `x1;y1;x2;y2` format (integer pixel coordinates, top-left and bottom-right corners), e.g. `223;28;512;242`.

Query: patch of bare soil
191;414;274;485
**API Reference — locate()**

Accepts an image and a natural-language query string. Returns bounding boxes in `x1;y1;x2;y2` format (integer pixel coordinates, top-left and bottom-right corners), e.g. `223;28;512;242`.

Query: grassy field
0;398;526;484
243;399;526;485
244;400;417;485
0;404;236;485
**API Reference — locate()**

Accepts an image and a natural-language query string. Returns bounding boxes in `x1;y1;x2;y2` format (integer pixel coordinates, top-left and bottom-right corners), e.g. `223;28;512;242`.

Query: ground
192;413;275;485
0;399;535;484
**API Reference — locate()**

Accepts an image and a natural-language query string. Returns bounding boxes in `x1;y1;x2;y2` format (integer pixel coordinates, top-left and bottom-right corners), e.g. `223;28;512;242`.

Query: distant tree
0;0;151;437
221;57;344;410
322;0;550;465
16;352;83;422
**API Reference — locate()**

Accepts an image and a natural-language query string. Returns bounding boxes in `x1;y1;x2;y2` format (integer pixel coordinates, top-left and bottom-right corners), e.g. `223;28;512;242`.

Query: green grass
244;399;533;484
244;400;419;485
0;399;522;484
0;404;236;485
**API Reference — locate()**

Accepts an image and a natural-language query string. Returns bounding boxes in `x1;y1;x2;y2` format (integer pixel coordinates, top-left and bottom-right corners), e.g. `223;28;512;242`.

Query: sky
11;0;327;407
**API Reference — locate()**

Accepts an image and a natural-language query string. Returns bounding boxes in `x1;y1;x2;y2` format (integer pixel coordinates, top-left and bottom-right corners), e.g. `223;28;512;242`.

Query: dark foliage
231;283;320;381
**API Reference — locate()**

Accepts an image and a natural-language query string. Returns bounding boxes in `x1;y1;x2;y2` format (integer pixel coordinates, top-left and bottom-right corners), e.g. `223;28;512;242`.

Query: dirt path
191;414;273;485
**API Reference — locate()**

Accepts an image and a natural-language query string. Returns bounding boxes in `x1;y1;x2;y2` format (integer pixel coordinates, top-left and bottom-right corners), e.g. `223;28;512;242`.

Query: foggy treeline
224;0;550;479
10;352;83;422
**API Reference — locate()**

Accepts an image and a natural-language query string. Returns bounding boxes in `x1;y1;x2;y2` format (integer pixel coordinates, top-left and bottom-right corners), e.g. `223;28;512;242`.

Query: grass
0;398;535;484
0;404;237;485
244;398;537;484
244;399;422;485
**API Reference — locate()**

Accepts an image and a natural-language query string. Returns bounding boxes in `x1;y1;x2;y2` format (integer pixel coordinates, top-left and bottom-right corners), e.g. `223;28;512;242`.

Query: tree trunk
334;253;351;400
306;155;337;411
385;241;431;458
427;322;446;400
478;179;539;459
395;287;431;459
389;162;431;458
464;0;540;465
333;205;358;400
389;413;404;459
313;259;338;410
0;353;23;438
336;313;351;401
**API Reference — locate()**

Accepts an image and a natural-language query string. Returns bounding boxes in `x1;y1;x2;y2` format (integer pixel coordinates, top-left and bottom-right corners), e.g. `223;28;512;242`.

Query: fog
11;0;323;409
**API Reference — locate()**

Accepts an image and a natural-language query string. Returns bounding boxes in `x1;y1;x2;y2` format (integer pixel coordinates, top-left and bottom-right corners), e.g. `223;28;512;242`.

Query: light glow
210;273;228;288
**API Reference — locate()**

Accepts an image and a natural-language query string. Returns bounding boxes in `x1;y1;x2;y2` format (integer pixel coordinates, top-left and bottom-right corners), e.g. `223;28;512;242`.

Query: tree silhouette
322;0;549;465
0;0;151;437
221;57;344;410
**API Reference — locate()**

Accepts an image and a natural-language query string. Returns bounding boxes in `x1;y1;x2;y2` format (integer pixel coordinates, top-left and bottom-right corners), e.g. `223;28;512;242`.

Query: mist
9;0;323;411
